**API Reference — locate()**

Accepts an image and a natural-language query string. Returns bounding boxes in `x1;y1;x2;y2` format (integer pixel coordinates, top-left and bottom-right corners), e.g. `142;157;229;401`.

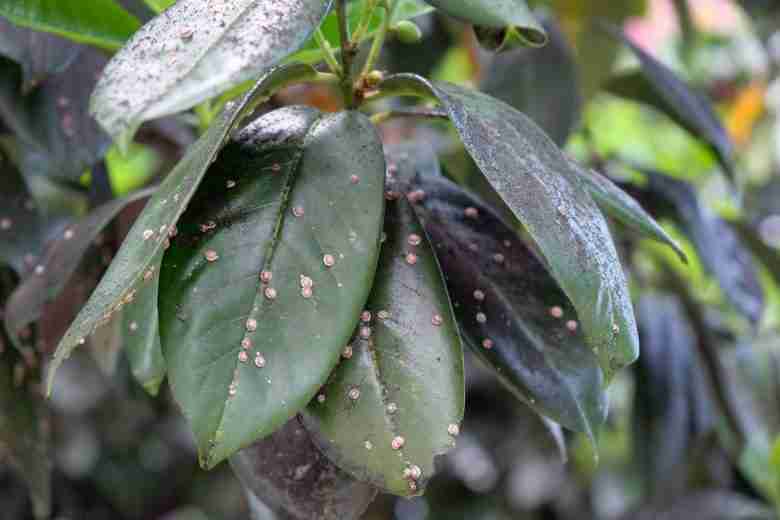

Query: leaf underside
159;106;386;469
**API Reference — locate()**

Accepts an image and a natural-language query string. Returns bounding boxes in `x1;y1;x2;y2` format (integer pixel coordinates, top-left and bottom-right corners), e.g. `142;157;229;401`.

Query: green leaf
620;490;776;520
47;63;320;396
378;74;639;380
230;417;378;520
4;186;156;349
123;270;164;395
0;17;80;92
90;0;332;148
576;166;687;262
0;147;44;276
143;0;175;13
159;107;386;469
422;0;546;47
0;0;140;51
603;26;737;184
480;17;580;146
408;174;606;441
304;195;465;497
290;0;434;65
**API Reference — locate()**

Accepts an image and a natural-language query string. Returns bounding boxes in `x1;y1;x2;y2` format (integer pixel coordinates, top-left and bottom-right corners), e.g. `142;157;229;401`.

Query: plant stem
336;0;356;108
313;28;342;76
361;0;394;77
352;0;379;44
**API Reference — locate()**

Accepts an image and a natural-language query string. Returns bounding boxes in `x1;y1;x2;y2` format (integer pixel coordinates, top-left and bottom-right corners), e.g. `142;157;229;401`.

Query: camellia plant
2;0;779;519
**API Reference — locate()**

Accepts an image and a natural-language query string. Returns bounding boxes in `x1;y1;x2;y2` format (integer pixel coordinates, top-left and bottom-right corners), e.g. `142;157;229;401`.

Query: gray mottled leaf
90;0;332;147
480;16;579;146
4;186;156;349
604;26;737;183
0;17;80;92
159;107;385;469
304;193;464;497
378;74;639;380
634;293;714;498
576;165;686;261
408;174;606;440
47;63;319;396
643;171;764;324
230;417;378;520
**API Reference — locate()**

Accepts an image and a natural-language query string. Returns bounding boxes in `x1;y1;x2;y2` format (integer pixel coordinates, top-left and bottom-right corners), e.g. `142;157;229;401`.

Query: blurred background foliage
2;0;780;518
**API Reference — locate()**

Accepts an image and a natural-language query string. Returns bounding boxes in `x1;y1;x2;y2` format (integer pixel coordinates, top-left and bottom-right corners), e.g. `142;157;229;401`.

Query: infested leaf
604;26;737;184
90;0;332;148
4;186;156;349
304;193;464;497
378;74;639;380
230;416;378;520
47;63;319;396
576;165;686;262
408;175;606;441
422;0;546;48
0;0;140;51
159;107;386;469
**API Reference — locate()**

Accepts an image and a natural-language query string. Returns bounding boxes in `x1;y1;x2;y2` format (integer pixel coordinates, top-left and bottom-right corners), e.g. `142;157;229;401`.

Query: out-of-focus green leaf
230;417;378;520
47;63;320;396
0;0;140;51
481;16;579;146
4;186;155;349
304;194;463;496
143;0;175;12
604;26;737;184
160;107;385;469
620;490;775;520
0;17;80;92
90;0;331;148
378;74;639;380
105;143;161;196
407;174;606;441
422;0;546;48
0;148;43;276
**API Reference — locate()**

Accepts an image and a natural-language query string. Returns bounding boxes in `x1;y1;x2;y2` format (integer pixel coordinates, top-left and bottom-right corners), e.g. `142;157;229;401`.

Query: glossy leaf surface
410;175;606;439
0;0;140;51
230;417;378;520
47;63;319;395
159;107;385;469
379;74;639;380
305;192;464;496
90;0;331;147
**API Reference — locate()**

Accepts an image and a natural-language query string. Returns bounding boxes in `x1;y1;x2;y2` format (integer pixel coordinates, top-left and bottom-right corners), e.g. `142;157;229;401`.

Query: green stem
352;0;380;44
336;0;356;108
313;28;342;75
360;0;394;77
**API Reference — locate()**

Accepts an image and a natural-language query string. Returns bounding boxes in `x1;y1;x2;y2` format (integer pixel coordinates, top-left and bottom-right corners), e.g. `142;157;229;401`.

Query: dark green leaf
159;107;385;469
0;148;44;276
620;490;775;520
0;17;80;92
634;294;714;498
604;26;737;184
576;165;686;262
122;269;164;395
643;171;764;324
422;0;546;47
304;193;464;497
230;416;378;520
4;186;155;348
378;74;639;380
47;63;319;396
90;0;332;148
480;17;580;146
409;175;606;440
0;0;140;51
